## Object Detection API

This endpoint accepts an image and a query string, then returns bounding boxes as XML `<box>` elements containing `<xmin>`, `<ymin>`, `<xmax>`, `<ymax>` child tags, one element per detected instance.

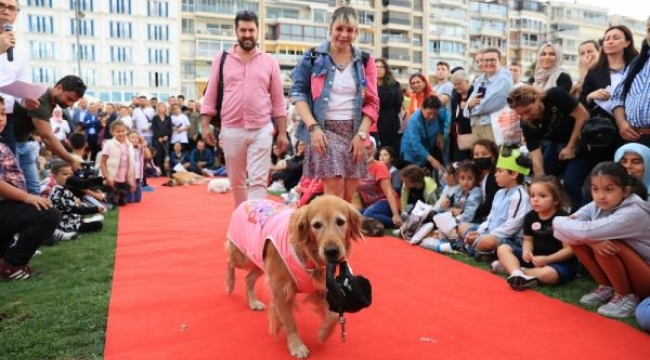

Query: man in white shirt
<box><xmin>131</xmin><ymin>95</ymin><xmax>155</xmax><ymax>145</ymax></box>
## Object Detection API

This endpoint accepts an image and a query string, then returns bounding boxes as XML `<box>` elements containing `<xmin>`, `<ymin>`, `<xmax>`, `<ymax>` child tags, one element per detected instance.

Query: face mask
<box><xmin>473</xmin><ymin>157</ymin><xmax>493</xmax><ymax>171</ymax></box>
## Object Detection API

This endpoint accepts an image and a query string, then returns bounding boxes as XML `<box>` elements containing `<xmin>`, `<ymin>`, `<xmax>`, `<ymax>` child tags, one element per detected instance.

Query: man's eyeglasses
<box><xmin>0</xmin><ymin>3</ymin><xmax>19</xmax><ymax>14</ymax></box>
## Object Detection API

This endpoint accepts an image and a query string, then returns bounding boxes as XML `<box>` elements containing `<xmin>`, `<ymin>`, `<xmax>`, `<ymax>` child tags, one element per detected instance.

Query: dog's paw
<box><xmin>289</xmin><ymin>342</ymin><xmax>310</xmax><ymax>359</ymax></box>
<box><xmin>248</xmin><ymin>300</ymin><xmax>266</xmax><ymax>311</ymax></box>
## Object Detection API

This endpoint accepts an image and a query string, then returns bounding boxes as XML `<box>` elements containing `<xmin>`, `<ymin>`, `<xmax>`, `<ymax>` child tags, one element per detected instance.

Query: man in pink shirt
<box><xmin>201</xmin><ymin>10</ymin><xmax>288</xmax><ymax>207</ymax></box>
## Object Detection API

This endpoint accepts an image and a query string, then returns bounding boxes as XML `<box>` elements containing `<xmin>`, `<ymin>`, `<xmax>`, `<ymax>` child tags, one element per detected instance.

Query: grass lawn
<box><xmin>0</xmin><ymin>210</ymin><xmax>117</xmax><ymax>360</ymax></box>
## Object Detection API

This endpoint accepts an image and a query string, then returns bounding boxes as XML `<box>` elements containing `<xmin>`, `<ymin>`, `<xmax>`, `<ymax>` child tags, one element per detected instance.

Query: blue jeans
<box><xmin>127</xmin><ymin>179</ymin><xmax>143</xmax><ymax>203</ymax></box>
<box><xmin>362</xmin><ymin>199</ymin><xmax>396</xmax><ymax>228</ymax></box>
<box><xmin>16</xmin><ymin>141</ymin><xmax>40</xmax><ymax>195</ymax></box>
<box><xmin>637</xmin><ymin>297</ymin><xmax>650</xmax><ymax>332</ymax></box>
<box><xmin>541</xmin><ymin>141</ymin><xmax>591</xmax><ymax>209</ymax></box>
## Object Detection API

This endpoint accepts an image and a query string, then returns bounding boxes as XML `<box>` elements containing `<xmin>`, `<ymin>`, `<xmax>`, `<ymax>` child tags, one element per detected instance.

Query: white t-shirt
<box><xmin>170</xmin><ymin>114</ymin><xmax>190</xmax><ymax>144</ymax></box>
<box><xmin>50</xmin><ymin>119</ymin><xmax>71</xmax><ymax>141</ymax></box>
<box><xmin>324</xmin><ymin>67</ymin><xmax>356</xmax><ymax>121</ymax></box>
<box><xmin>119</xmin><ymin>115</ymin><xmax>134</xmax><ymax>130</ymax></box>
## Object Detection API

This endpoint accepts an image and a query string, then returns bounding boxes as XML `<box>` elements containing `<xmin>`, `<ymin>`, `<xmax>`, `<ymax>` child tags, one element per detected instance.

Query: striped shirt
<box><xmin>612</xmin><ymin>52</ymin><xmax>650</xmax><ymax>128</ymax></box>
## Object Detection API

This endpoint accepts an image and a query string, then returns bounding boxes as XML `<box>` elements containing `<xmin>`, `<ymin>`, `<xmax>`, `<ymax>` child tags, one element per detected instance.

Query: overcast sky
<box><xmin>553</xmin><ymin>0</ymin><xmax>650</xmax><ymax>20</ymax></box>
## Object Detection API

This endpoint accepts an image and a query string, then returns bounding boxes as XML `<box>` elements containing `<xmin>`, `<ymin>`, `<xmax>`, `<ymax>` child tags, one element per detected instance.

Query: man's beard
<box><xmin>238</xmin><ymin>38</ymin><xmax>257</xmax><ymax>51</ymax></box>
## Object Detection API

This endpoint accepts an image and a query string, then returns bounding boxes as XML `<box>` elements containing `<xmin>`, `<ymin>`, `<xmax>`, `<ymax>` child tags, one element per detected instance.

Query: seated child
<box><xmin>67</xmin><ymin>132</ymin><xmax>110</xmax><ymax>208</ymax></box>
<box><xmin>494</xmin><ymin>175</ymin><xmax>577</xmax><ymax>291</ymax></box>
<box><xmin>462</xmin><ymin>146</ymin><xmax>531</xmax><ymax>261</ymax></box>
<box><xmin>553</xmin><ymin>162</ymin><xmax>650</xmax><ymax>319</ymax></box>
<box><xmin>49</xmin><ymin>160</ymin><xmax>105</xmax><ymax>239</ymax></box>
<box><xmin>418</xmin><ymin>160</ymin><xmax>482</xmax><ymax>247</ymax></box>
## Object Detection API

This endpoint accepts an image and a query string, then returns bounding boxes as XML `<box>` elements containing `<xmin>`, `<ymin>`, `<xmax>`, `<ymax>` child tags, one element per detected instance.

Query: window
<box><xmin>148</xmin><ymin>48</ymin><xmax>170</xmax><ymax>64</ymax></box>
<box><xmin>70</xmin><ymin>18</ymin><xmax>95</xmax><ymax>36</ymax></box>
<box><xmin>71</xmin><ymin>43</ymin><xmax>95</xmax><ymax>61</ymax></box>
<box><xmin>111</xmin><ymin>70</ymin><xmax>134</xmax><ymax>86</ymax></box>
<box><xmin>182</xmin><ymin>0</ymin><xmax>194</xmax><ymax>12</ymax></box>
<box><xmin>31</xmin><ymin>67</ymin><xmax>57</xmax><ymax>85</ymax></box>
<box><xmin>148</xmin><ymin>24</ymin><xmax>169</xmax><ymax>41</ymax></box>
<box><xmin>109</xmin><ymin>21</ymin><xmax>133</xmax><ymax>39</ymax></box>
<box><xmin>149</xmin><ymin>71</ymin><xmax>170</xmax><ymax>87</ymax></box>
<box><xmin>70</xmin><ymin>0</ymin><xmax>94</xmax><ymax>11</ymax></box>
<box><xmin>80</xmin><ymin>68</ymin><xmax>97</xmax><ymax>86</ymax></box>
<box><xmin>29</xmin><ymin>41</ymin><xmax>55</xmax><ymax>59</ymax></box>
<box><xmin>27</xmin><ymin>0</ymin><xmax>53</xmax><ymax>7</ymax></box>
<box><xmin>110</xmin><ymin>46</ymin><xmax>132</xmax><ymax>62</ymax></box>
<box><xmin>182</xmin><ymin>19</ymin><xmax>194</xmax><ymax>34</ymax></box>
<box><xmin>147</xmin><ymin>0</ymin><xmax>169</xmax><ymax>17</ymax></box>
<box><xmin>109</xmin><ymin>0</ymin><xmax>131</xmax><ymax>14</ymax></box>
<box><xmin>27</xmin><ymin>15</ymin><xmax>54</xmax><ymax>34</ymax></box>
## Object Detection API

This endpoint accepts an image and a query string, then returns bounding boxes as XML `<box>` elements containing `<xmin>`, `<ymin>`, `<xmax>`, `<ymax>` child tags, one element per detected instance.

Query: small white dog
<box><xmin>207</xmin><ymin>178</ymin><xmax>231</xmax><ymax>193</ymax></box>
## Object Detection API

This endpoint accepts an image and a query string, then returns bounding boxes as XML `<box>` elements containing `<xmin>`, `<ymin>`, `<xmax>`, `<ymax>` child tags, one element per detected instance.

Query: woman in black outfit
<box><xmin>375</xmin><ymin>58</ymin><xmax>403</xmax><ymax>158</ymax></box>
<box><xmin>151</xmin><ymin>103</ymin><xmax>173</xmax><ymax>176</ymax></box>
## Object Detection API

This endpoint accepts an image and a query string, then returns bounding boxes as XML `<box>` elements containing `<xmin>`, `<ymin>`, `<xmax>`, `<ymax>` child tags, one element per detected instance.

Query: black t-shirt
<box><xmin>523</xmin><ymin>210</ymin><xmax>568</xmax><ymax>256</ymax></box>
<box><xmin>13</xmin><ymin>89</ymin><xmax>63</xmax><ymax>142</ymax></box>
<box><xmin>522</xmin><ymin>87</ymin><xmax>579</xmax><ymax>152</ymax></box>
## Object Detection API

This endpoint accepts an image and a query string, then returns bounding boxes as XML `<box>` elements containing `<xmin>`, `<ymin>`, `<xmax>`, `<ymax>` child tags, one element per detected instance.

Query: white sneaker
<box><xmin>391</xmin><ymin>229</ymin><xmax>402</xmax><ymax>238</ymax></box>
<box><xmin>410</xmin><ymin>223</ymin><xmax>434</xmax><ymax>245</ymax></box>
<box><xmin>597</xmin><ymin>293</ymin><xmax>639</xmax><ymax>318</ymax></box>
<box><xmin>53</xmin><ymin>229</ymin><xmax>77</xmax><ymax>241</ymax></box>
<box><xmin>490</xmin><ymin>260</ymin><xmax>506</xmax><ymax>274</ymax></box>
<box><xmin>268</xmin><ymin>181</ymin><xmax>287</xmax><ymax>193</ymax></box>
<box><xmin>83</xmin><ymin>214</ymin><xmax>104</xmax><ymax>223</ymax></box>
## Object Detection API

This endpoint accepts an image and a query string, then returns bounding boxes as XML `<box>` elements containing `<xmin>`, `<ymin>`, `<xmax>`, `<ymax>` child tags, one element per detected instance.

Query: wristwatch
<box><xmin>356</xmin><ymin>131</ymin><xmax>368</xmax><ymax>140</ymax></box>
<box><xmin>308</xmin><ymin>123</ymin><xmax>321</xmax><ymax>133</ymax></box>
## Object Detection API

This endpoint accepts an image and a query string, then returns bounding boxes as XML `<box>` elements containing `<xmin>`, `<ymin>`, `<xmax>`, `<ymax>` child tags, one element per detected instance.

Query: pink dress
<box><xmin>228</xmin><ymin>199</ymin><xmax>316</xmax><ymax>293</ymax></box>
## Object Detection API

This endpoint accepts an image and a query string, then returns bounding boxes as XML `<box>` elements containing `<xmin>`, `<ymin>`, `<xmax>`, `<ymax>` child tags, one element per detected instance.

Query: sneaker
<box><xmin>410</xmin><ymin>223</ymin><xmax>434</xmax><ymax>245</ymax></box>
<box><xmin>507</xmin><ymin>274</ymin><xmax>538</xmax><ymax>291</ymax></box>
<box><xmin>83</xmin><ymin>214</ymin><xmax>104</xmax><ymax>223</ymax></box>
<box><xmin>143</xmin><ymin>185</ymin><xmax>155</xmax><ymax>192</ymax></box>
<box><xmin>580</xmin><ymin>285</ymin><xmax>615</xmax><ymax>306</ymax></box>
<box><xmin>0</xmin><ymin>258</ymin><xmax>34</xmax><ymax>281</ymax></box>
<box><xmin>597</xmin><ymin>293</ymin><xmax>639</xmax><ymax>318</ymax></box>
<box><xmin>31</xmin><ymin>250</ymin><xmax>42</xmax><ymax>258</ymax></box>
<box><xmin>391</xmin><ymin>229</ymin><xmax>402</xmax><ymax>238</ymax></box>
<box><xmin>473</xmin><ymin>251</ymin><xmax>497</xmax><ymax>263</ymax></box>
<box><xmin>490</xmin><ymin>260</ymin><xmax>506</xmax><ymax>275</ymax></box>
<box><xmin>52</xmin><ymin>229</ymin><xmax>78</xmax><ymax>242</ymax></box>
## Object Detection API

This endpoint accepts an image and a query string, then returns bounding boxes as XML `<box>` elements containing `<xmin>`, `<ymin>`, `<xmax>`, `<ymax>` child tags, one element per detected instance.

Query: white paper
<box><xmin>0</xmin><ymin>80</ymin><xmax>46</xmax><ymax>100</ymax></box>
<box><xmin>594</xmin><ymin>85</ymin><xmax>613</xmax><ymax>116</ymax></box>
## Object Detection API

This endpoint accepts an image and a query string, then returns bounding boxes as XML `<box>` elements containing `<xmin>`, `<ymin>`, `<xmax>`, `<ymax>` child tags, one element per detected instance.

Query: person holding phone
<box><xmin>464</xmin><ymin>48</ymin><xmax>512</xmax><ymax>143</ymax></box>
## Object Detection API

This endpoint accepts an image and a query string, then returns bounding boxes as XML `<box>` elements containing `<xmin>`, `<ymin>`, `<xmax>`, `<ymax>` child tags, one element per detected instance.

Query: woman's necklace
<box><xmin>332</xmin><ymin>50</ymin><xmax>350</xmax><ymax>71</ymax></box>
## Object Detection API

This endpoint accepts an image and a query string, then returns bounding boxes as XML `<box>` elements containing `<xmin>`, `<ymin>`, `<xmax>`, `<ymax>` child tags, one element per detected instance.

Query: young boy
<box><xmin>463</xmin><ymin>147</ymin><xmax>531</xmax><ymax>262</ymax></box>
<box><xmin>0</xmin><ymin>96</ymin><xmax>60</xmax><ymax>280</ymax></box>
<box><xmin>49</xmin><ymin>160</ymin><xmax>105</xmax><ymax>238</ymax></box>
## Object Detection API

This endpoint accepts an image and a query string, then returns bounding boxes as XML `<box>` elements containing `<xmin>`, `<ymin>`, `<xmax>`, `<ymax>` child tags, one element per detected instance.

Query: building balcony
<box><xmin>470</xmin><ymin>27</ymin><xmax>506</xmax><ymax>38</ymax></box>
<box><xmin>271</xmin><ymin>53</ymin><xmax>303</xmax><ymax>67</ymax></box>
<box><xmin>195</xmin><ymin>28</ymin><xmax>234</xmax><ymax>37</ymax></box>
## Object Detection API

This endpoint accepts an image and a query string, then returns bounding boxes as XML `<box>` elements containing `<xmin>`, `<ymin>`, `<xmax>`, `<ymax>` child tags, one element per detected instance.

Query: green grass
<box><xmin>0</xmin><ymin>210</ymin><xmax>117</xmax><ymax>360</ymax></box>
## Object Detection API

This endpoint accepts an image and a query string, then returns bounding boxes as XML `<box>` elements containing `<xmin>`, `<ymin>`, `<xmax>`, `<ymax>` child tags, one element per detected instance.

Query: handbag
<box><xmin>580</xmin><ymin>116</ymin><xmax>618</xmax><ymax>150</ymax></box>
<box><xmin>457</xmin><ymin>132</ymin><xmax>476</xmax><ymax>150</ymax></box>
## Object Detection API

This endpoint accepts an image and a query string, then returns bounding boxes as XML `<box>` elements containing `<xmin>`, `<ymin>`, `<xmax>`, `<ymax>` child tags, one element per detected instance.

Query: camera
<box><xmin>66</xmin><ymin>161</ymin><xmax>104</xmax><ymax>194</ymax></box>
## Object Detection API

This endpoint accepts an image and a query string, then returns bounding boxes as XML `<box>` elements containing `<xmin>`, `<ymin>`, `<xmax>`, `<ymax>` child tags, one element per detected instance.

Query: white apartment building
<box><xmin>17</xmin><ymin>0</ymin><xmax>647</xmax><ymax>103</ymax></box>
<box><xmin>15</xmin><ymin>0</ymin><xmax>180</xmax><ymax>104</ymax></box>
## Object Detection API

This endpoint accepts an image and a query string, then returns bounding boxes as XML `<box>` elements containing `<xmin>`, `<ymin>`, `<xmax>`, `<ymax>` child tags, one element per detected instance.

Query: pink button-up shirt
<box><xmin>201</xmin><ymin>46</ymin><xmax>287</xmax><ymax>130</ymax></box>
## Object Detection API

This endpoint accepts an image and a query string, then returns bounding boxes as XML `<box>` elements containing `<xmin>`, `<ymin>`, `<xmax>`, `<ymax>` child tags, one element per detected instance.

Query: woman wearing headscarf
<box><xmin>532</xmin><ymin>42</ymin><xmax>572</xmax><ymax>93</ymax></box>
<box><xmin>614</xmin><ymin>143</ymin><xmax>650</xmax><ymax>196</ymax></box>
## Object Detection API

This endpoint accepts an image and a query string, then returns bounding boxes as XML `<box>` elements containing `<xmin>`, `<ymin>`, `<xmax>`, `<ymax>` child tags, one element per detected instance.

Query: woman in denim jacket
<box><xmin>290</xmin><ymin>6</ymin><xmax>379</xmax><ymax>202</ymax></box>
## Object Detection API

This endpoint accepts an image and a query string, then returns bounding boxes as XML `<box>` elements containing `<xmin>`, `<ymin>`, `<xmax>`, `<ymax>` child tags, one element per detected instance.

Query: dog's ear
<box><xmin>346</xmin><ymin>202</ymin><xmax>364</xmax><ymax>242</ymax></box>
<box><xmin>289</xmin><ymin>205</ymin><xmax>311</xmax><ymax>244</ymax></box>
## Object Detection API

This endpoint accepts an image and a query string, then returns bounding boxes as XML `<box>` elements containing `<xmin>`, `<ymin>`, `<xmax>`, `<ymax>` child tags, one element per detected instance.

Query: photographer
<box><xmin>48</xmin><ymin>160</ymin><xmax>105</xmax><ymax>238</ymax></box>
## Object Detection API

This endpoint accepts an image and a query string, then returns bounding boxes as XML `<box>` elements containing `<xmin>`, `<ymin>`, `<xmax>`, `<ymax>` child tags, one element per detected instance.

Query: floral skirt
<box><xmin>303</xmin><ymin>120</ymin><xmax>368</xmax><ymax>180</ymax></box>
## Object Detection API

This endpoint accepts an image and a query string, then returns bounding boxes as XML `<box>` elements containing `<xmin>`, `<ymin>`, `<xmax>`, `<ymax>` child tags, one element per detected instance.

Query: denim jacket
<box><xmin>290</xmin><ymin>41</ymin><xmax>379</xmax><ymax>145</ymax></box>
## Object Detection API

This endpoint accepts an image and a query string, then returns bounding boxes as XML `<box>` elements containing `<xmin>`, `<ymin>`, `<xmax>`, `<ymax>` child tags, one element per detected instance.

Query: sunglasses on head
<box><xmin>506</xmin><ymin>93</ymin><xmax>535</xmax><ymax>107</ymax></box>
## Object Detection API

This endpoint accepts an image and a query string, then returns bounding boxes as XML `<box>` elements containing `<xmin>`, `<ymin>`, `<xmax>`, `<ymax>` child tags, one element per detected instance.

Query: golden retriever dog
<box><xmin>226</xmin><ymin>195</ymin><xmax>363</xmax><ymax>358</ymax></box>
<box><xmin>171</xmin><ymin>171</ymin><xmax>207</xmax><ymax>185</ymax></box>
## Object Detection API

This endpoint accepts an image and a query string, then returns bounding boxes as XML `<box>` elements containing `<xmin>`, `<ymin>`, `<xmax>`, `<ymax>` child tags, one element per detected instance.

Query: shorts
<box><xmin>507</xmin><ymin>243</ymin><xmax>577</xmax><ymax>284</ymax></box>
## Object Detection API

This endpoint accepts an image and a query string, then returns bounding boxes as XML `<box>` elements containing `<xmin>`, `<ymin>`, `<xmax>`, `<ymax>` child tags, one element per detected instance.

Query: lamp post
<box><xmin>74</xmin><ymin>1</ymin><xmax>85</xmax><ymax>77</ymax></box>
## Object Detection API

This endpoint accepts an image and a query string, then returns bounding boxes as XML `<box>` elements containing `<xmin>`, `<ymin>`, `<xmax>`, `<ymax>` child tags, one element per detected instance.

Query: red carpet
<box><xmin>104</xmin><ymin>179</ymin><xmax>650</xmax><ymax>360</ymax></box>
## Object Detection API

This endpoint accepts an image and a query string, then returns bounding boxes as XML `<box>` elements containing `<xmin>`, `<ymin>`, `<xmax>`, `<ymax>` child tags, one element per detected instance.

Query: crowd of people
<box><xmin>1</xmin><ymin>2</ymin><xmax>649</xmax><ymax>332</ymax></box>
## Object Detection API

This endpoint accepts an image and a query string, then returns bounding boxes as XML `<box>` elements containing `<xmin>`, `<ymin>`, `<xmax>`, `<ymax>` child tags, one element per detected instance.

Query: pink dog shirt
<box><xmin>228</xmin><ymin>199</ymin><xmax>316</xmax><ymax>293</ymax></box>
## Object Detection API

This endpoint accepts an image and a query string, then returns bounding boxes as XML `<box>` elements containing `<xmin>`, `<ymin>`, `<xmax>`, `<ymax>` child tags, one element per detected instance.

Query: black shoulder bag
<box><xmin>208</xmin><ymin>51</ymin><xmax>228</xmax><ymax>130</ymax></box>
